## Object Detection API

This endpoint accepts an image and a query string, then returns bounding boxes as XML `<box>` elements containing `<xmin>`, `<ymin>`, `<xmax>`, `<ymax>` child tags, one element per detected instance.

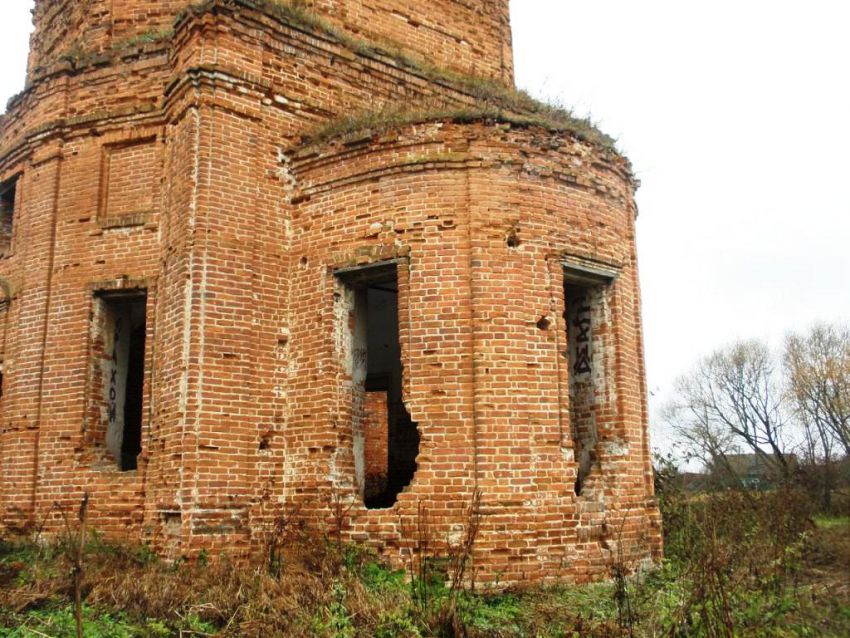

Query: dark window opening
<box><xmin>95</xmin><ymin>291</ymin><xmax>147</xmax><ymax>471</ymax></box>
<box><xmin>337</xmin><ymin>263</ymin><xmax>419</xmax><ymax>509</ymax></box>
<box><xmin>563</xmin><ymin>267</ymin><xmax>612</xmax><ymax>496</ymax></box>
<box><xmin>0</xmin><ymin>177</ymin><xmax>17</xmax><ymax>255</ymax></box>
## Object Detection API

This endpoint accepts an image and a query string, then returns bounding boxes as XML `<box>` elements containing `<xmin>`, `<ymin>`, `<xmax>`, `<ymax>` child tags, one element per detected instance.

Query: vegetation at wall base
<box><xmin>2</xmin><ymin>488</ymin><xmax>849</xmax><ymax>637</ymax></box>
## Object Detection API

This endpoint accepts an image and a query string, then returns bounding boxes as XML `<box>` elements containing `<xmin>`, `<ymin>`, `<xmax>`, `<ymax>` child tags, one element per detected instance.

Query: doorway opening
<box><xmin>337</xmin><ymin>263</ymin><xmax>419</xmax><ymax>509</ymax></box>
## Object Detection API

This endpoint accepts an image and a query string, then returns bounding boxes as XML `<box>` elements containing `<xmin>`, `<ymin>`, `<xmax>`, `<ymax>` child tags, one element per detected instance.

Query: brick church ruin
<box><xmin>0</xmin><ymin>0</ymin><xmax>661</xmax><ymax>583</ymax></box>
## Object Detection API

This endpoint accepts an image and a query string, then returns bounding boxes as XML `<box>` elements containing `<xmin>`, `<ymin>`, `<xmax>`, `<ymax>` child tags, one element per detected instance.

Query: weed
<box><xmin>0</xmin><ymin>604</ymin><xmax>146</xmax><ymax>638</ymax></box>
<box><xmin>117</xmin><ymin>28</ymin><xmax>174</xmax><ymax>50</ymax></box>
<box><xmin>176</xmin><ymin>0</ymin><xmax>618</xmax><ymax>152</ymax></box>
<box><xmin>814</xmin><ymin>515</ymin><xmax>850</xmax><ymax>529</ymax></box>
<box><xmin>374</xmin><ymin>609</ymin><xmax>422</xmax><ymax>638</ymax></box>
<box><xmin>305</xmin><ymin>102</ymin><xmax>615</xmax><ymax>154</ymax></box>
<box><xmin>2</xmin><ymin>488</ymin><xmax>848</xmax><ymax>636</ymax></box>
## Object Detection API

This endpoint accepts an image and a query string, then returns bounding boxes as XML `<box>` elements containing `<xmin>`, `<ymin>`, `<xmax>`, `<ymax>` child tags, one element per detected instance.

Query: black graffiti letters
<box><xmin>572</xmin><ymin>300</ymin><xmax>592</xmax><ymax>375</ymax></box>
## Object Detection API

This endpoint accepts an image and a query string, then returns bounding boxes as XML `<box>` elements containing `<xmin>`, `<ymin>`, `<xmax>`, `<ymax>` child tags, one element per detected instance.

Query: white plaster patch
<box><xmin>277</xmin><ymin>148</ymin><xmax>298</xmax><ymax>204</ymax></box>
<box><xmin>602</xmin><ymin>440</ymin><xmax>630</xmax><ymax>457</ymax></box>
<box><xmin>447</xmin><ymin>524</ymin><xmax>465</xmax><ymax>545</ymax></box>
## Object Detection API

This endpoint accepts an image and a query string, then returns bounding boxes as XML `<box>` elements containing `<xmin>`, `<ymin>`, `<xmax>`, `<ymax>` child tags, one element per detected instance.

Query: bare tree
<box><xmin>661</xmin><ymin>400</ymin><xmax>739</xmax><ymax>481</ymax></box>
<box><xmin>785</xmin><ymin>323</ymin><xmax>850</xmax><ymax>456</ymax></box>
<box><xmin>784</xmin><ymin>323</ymin><xmax>850</xmax><ymax>510</ymax></box>
<box><xmin>664</xmin><ymin>340</ymin><xmax>793</xmax><ymax>483</ymax></box>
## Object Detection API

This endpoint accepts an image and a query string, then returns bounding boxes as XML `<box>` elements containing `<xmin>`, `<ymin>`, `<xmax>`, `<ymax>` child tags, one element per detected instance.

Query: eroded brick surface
<box><xmin>0</xmin><ymin>0</ymin><xmax>661</xmax><ymax>584</ymax></box>
<box><xmin>27</xmin><ymin>0</ymin><xmax>512</xmax><ymax>82</ymax></box>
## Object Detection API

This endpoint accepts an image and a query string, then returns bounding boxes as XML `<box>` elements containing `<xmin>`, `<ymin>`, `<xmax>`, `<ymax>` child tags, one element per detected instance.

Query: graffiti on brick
<box><xmin>572</xmin><ymin>298</ymin><xmax>592</xmax><ymax>375</ymax></box>
<box><xmin>109</xmin><ymin>318</ymin><xmax>121</xmax><ymax>424</ymax></box>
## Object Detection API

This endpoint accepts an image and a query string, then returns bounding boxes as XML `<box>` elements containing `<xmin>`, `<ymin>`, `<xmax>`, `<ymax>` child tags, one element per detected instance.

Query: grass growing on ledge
<box><xmin>182</xmin><ymin>0</ymin><xmax>617</xmax><ymax>152</ymax></box>
<box><xmin>56</xmin><ymin>28</ymin><xmax>174</xmax><ymax>71</ymax></box>
<box><xmin>42</xmin><ymin>1</ymin><xmax>613</xmax><ymax>151</ymax></box>
<box><xmin>303</xmin><ymin>101</ymin><xmax>616</xmax><ymax>152</ymax></box>
<box><xmin>117</xmin><ymin>28</ymin><xmax>175</xmax><ymax>51</ymax></box>
<box><xmin>264</xmin><ymin>0</ymin><xmax>617</xmax><ymax>151</ymax></box>
<box><xmin>181</xmin><ymin>0</ymin><xmax>390</xmax><ymax>54</ymax></box>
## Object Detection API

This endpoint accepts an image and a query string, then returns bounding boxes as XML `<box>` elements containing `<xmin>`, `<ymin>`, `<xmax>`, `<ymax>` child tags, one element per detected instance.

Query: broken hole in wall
<box><xmin>337</xmin><ymin>262</ymin><xmax>419</xmax><ymax>509</ymax></box>
<box><xmin>91</xmin><ymin>290</ymin><xmax>147</xmax><ymax>471</ymax></box>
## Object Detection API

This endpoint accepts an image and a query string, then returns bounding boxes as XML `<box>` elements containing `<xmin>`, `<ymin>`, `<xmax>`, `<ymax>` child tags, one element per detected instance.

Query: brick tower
<box><xmin>0</xmin><ymin>0</ymin><xmax>661</xmax><ymax>583</ymax></box>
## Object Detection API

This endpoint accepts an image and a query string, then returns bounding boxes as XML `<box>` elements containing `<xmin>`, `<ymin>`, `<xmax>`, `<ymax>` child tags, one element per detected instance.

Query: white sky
<box><xmin>1</xmin><ymin>1</ymin><xmax>848</xmax><ymax>453</ymax></box>
<box><xmin>511</xmin><ymin>0</ymin><xmax>850</xmax><ymax>452</ymax></box>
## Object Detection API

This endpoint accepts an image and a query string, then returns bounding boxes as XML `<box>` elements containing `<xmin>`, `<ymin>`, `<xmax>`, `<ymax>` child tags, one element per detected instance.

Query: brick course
<box><xmin>0</xmin><ymin>0</ymin><xmax>661</xmax><ymax>584</ymax></box>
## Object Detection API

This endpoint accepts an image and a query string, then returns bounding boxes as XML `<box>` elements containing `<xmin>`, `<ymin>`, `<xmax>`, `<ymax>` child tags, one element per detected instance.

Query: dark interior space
<box><xmin>121</xmin><ymin>320</ymin><xmax>146</xmax><ymax>471</ymax></box>
<box><xmin>564</xmin><ymin>281</ymin><xmax>596</xmax><ymax>495</ymax></box>
<box><xmin>338</xmin><ymin>263</ymin><xmax>420</xmax><ymax>509</ymax></box>
<box><xmin>0</xmin><ymin>177</ymin><xmax>17</xmax><ymax>254</ymax></box>
<box><xmin>99</xmin><ymin>292</ymin><xmax>147</xmax><ymax>471</ymax></box>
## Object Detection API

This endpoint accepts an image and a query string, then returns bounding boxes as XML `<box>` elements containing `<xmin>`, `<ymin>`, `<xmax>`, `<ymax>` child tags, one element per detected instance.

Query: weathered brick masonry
<box><xmin>0</xmin><ymin>0</ymin><xmax>661</xmax><ymax>583</ymax></box>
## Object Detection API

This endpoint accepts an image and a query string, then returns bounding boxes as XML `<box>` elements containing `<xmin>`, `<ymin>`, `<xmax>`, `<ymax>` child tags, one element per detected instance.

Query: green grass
<box><xmin>0</xmin><ymin>604</ymin><xmax>182</xmax><ymax>638</ymax></box>
<box><xmin>814</xmin><ymin>515</ymin><xmax>850</xmax><ymax>529</ymax></box>
<box><xmin>3</xmin><ymin>528</ymin><xmax>849</xmax><ymax>637</ymax></box>
<box><xmin>0</xmin><ymin>531</ymin><xmax>627</xmax><ymax>637</ymax></box>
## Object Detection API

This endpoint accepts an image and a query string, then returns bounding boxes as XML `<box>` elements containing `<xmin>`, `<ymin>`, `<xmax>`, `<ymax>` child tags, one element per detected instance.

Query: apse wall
<box><xmin>288</xmin><ymin>120</ymin><xmax>661</xmax><ymax>581</ymax></box>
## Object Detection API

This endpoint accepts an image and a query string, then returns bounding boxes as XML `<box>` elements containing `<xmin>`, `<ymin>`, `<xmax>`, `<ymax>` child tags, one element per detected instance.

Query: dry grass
<box><xmin>180</xmin><ymin>0</ymin><xmax>617</xmax><ymax>152</ymax></box>
<box><xmin>1</xmin><ymin>527</ymin><xmax>408</xmax><ymax>637</ymax></box>
<box><xmin>0</xmin><ymin>493</ymin><xmax>631</xmax><ymax>637</ymax></box>
<box><xmin>46</xmin><ymin>0</ymin><xmax>615</xmax><ymax>153</ymax></box>
<box><xmin>2</xmin><ymin>503</ymin><xmax>848</xmax><ymax>637</ymax></box>
<box><xmin>302</xmin><ymin>100</ymin><xmax>616</xmax><ymax>153</ymax></box>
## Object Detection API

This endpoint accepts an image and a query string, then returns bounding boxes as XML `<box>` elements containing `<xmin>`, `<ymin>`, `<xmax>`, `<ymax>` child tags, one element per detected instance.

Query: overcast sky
<box><xmin>511</xmin><ymin>0</ymin><xmax>850</xmax><ymax>451</ymax></box>
<box><xmin>1</xmin><ymin>1</ymin><xmax>848</xmax><ymax>453</ymax></box>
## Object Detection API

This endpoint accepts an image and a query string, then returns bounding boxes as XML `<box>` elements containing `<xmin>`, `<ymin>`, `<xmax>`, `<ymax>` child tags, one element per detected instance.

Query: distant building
<box><xmin>718</xmin><ymin>454</ymin><xmax>797</xmax><ymax>489</ymax></box>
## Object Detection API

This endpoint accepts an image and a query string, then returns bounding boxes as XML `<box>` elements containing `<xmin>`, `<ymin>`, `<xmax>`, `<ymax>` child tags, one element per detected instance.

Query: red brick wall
<box><xmin>288</xmin><ymin>122</ymin><xmax>661</xmax><ymax>581</ymax></box>
<box><xmin>99</xmin><ymin>139</ymin><xmax>160</xmax><ymax>227</ymax></box>
<box><xmin>0</xmin><ymin>0</ymin><xmax>660</xmax><ymax>583</ymax></box>
<box><xmin>27</xmin><ymin>0</ymin><xmax>512</xmax><ymax>83</ymax></box>
<box><xmin>299</xmin><ymin>0</ymin><xmax>513</xmax><ymax>81</ymax></box>
<box><xmin>363</xmin><ymin>391</ymin><xmax>390</xmax><ymax>498</ymax></box>
<box><xmin>27</xmin><ymin>0</ymin><xmax>186</xmax><ymax>76</ymax></box>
